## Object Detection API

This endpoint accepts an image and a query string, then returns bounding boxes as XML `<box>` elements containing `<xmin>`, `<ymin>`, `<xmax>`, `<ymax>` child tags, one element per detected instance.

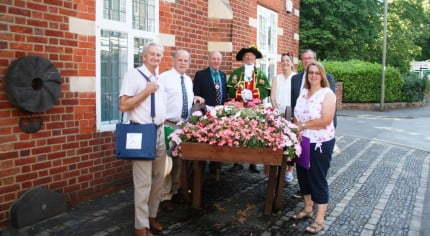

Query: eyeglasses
<box><xmin>308</xmin><ymin>71</ymin><xmax>321</xmax><ymax>75</ymax></box>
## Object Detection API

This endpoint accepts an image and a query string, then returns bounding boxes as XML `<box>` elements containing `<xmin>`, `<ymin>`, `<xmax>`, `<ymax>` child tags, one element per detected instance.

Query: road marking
<box><xmin>408</xmin><ymin>153</ymin><xmax>430</xmax><ymax>235</ymax></box>
<box><xmin>360</xmin><ymin>149</ymin><xmax>412</xmax><ymax>235</ymax></box>
<box><xmin>328</xmin><ymin>139</ymin><xmax>373</xmax><ymax>185</ymax></box>
<box><xmin>332</xmin><ymin>136</ymin><xmax>360</xmax><ymax>158</ymax></box>
<box><xmin>325</xmin><ymin>144</ymin><xmax>393</xmax><ymax>231</ymax></box>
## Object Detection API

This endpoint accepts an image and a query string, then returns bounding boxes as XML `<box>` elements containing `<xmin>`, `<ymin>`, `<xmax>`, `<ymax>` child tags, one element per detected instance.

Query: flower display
<box><xmin>169</xmin><ymin>99</ymin><xmax>302</xmax><ymax>160</ymax></box>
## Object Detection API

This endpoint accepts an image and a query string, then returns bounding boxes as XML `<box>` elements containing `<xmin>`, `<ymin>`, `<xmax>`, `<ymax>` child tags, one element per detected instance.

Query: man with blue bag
<box><xmin>119</xmin><ymin>42</ymin><xmax>166</xmax><ymax>236</ymax></box>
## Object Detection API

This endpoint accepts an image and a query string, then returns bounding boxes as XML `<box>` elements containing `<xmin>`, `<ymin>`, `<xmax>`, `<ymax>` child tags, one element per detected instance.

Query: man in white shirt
<box><xmin>119</xmin><ymin>41</ymin><xmax>166</xmax><ymax>236</ymax></box>
<box><xmin>158</xmin><ymin>49</ymin><xmax>204</xmax><ymax>211</ymax></box>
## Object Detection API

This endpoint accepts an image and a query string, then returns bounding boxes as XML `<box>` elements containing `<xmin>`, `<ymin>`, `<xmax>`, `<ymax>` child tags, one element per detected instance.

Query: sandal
<box><xmin>306</xmin><ymin>222</ymin><xmax>325</xmax><ymax>234</ymax></box>
<box><xmin>291</xmin><ymin>210</ymin><xmax>313</xmax><ymax>220</ymax></box>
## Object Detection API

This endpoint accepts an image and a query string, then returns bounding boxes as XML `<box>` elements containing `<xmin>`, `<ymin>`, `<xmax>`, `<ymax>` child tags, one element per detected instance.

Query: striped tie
<box><xmin>180</xmin><ymin>75</ymin><xmax>188</xmax><ymax>119</ymax></box>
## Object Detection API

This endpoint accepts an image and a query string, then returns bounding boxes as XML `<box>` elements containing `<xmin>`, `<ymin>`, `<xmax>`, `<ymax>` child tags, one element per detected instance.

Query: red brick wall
<box><xmin>0</xmin><ymin>0</ymin><xmax>300</xmax><ymax>228</ymax></box>
<box><xmin>0</xmin><ymin>0</ymin><xmax>129</xmax><ymax>228</ymax></box>
<box><xmin>159</xmin><ymin>0</ymin><xmax>300</xmax><ymax>76</ymax></box>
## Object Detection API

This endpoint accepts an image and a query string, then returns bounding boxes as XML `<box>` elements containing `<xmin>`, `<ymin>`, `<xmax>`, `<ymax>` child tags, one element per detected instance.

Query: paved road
<box><xmin>337</xmin><ymin>104</ymin><xmax>430</xmax><ymax>152</ymax></box>
<box><xmin>2</xmin><ymin>102</ymin><xmax>429</xmax><ymax>236</ymax></box>
<box><xmin>336</xmin><ymin>102</ymin><xmax>430</xmax><ymax>236</ymax></box>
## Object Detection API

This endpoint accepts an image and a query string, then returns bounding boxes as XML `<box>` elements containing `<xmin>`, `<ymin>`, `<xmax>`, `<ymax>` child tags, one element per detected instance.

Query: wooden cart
<box><xmin>180</xmin><ymin>142</ymin><xmax>288</xmax><ymax>215</ymax></box>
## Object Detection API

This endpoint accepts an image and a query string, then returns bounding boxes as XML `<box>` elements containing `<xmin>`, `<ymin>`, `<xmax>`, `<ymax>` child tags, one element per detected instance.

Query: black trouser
<box><xmin>296</xmin><ymin>138</ymin><xmax>335</xmax><ymax>204</ymax></box>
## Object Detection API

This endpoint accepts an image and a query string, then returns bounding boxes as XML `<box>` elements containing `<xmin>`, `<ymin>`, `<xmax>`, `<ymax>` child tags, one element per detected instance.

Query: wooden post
<box><xmin>192</xmin><ymin>160</ymin><xmax>203</xmax><ymax>208</ymax></box>
<box><xmin>274</xmin><ymin>158</ymin><xmax>288</xmax><ymax>210</ymax></box>
<box><xmin>264</xmin><ymin>165</ymin><xmax>277</xmax><ymax>215</ymax></box>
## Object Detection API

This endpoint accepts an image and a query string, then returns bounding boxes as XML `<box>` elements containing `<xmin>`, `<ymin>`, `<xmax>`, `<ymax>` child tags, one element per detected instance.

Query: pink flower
<box><xmin>169</xmin><ymin>104</ymin><xmax>300</xmax><ymax>160</ymax></box>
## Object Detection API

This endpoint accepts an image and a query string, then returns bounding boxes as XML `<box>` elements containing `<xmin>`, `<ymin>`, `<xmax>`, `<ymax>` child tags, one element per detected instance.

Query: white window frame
<box><xmin>95</xmin><ymin>0</ymin><xmax>160</xmax><ymax>131</ymax></box>
<box><xmin>257</xmin><ymin>5</ymin><xmax>278</xmax><ymax>83</ymax></box>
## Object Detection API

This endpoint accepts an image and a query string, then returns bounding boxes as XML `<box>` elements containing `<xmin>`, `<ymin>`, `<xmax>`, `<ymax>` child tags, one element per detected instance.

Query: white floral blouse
<box><xmin>294</xmin><ymin>87</ymin><xmax>336</xmax><ymax>147</ymax></box>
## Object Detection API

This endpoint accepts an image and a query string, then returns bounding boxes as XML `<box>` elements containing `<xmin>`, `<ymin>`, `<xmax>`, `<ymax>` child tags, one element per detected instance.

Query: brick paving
<box><xmin>2</xmin><ymin>134</ymin><xmax>429</xmax><ymax>236</ymax></box>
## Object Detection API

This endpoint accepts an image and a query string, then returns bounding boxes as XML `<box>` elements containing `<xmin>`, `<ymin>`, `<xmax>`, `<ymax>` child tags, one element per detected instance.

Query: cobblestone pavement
<box><xmin>2</xmin><ymin>134</ymin><xmax>429</xmax><ymax>236</ymax></box>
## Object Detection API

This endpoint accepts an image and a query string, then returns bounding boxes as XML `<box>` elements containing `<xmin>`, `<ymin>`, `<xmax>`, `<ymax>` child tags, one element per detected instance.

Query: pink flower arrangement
<box><xmin>169</xmin><ymin>100</ymin><xmax>302</xmax><ymax>160</ymax></box>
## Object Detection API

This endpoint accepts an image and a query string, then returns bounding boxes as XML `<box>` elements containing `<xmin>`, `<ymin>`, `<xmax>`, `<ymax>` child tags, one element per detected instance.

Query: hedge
<box><xmin>402</xmin><ymin>72</ymin><xmax>427</xmax><ymax>102</ymax></box>
<box><xmin>321</xmin><ymin>60</ymin><xmax>404</xmax><ymax>103</ymax></box>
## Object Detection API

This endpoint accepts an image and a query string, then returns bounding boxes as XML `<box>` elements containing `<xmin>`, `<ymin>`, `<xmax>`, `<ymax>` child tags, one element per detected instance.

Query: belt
<box><xmin>130</xmin><ymin>121</ymin><xmax>163</xmax><ymax>128</ymax></box>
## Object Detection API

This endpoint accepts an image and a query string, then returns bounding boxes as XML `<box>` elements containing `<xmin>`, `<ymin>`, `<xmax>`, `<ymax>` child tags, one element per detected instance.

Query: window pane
<box><xmin>133</xmin><ymin>37</ymin><xmax>151</xmax><ymax>68</ymax></box>
<box><xmin>259</xmin><ymin>15</ymin><xmax>267</xmax><ymax>51</ymax></box>
<box><xmin>269</xmin><ymin>15</ymin><xmax>277</xmax><ymax>53</ymax></box>
<box><xmin>268</xmin><ymin>58</ymin><xmax>276</xmax><ymax>80</ymax></box>
<box><xmin>100</xmin><ymin>30</ymin><xmax>128</xmax><ymax>124</ymax></box>
<box><xmin>104</xmin><ymin>0</ymin><xmax>126</xmax><ymax>21</ymax></box>
<box><xmin>133</xmin><ymin>0</ymin><xmax>156</xmax><ymax>32</ymax></box>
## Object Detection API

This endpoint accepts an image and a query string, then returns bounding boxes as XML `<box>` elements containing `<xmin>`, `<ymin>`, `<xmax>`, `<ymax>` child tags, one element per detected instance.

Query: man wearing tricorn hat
<box><xmin>227</xmin><ymin>45</ymin><xmax>271</xmax><ymax>173</ymax></box>
<box><xmin>227</xmin><ymin>46</ymin><xmax>271</xmax><ymax>102</ymax></box>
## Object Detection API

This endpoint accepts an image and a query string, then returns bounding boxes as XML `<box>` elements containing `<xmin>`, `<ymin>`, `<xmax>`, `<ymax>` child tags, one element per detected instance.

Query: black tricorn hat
<box><xmin>235</xmin><ymin>46</ymin><xmax>263</xmax><ymax>61</ymax></box>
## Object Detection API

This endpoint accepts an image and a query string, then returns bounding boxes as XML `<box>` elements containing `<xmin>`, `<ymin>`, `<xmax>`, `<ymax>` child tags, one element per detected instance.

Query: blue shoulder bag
<box><xmin>115</xmin><ymin>69</ymin><xmax>157</xmax><ymax>160</ymax></box>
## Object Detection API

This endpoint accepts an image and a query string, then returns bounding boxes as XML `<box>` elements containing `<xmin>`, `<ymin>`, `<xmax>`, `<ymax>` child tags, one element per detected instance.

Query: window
<box><xmin>257</xmin><ymin>5</ymin><xmax>278</xmax><ymax>82</ymax></box>
<box><xmin>96</xmin><ymin>0</ymin><xmax>159</xmax><ymax>131</ymax></box>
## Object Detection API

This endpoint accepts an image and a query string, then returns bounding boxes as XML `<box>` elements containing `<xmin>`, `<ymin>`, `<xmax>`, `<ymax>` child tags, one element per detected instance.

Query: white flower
<box><xmin>241</xmin><ymin>89</ymin><xmax>253</xmax><ymax>102</ymax></box>
<box><xmin>233</xmin><ymin>111</ymin><xmax>241</xmax><ymax>118</ymax></box>
<box><xmin>192</xmin><ymin>110</ymin><xmax>203</xmax><ymax>117</ymax></box>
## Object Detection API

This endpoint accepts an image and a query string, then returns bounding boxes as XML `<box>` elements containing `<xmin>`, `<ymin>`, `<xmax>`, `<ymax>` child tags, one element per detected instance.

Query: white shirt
<box><xmin>244</xmin><ymin>64</ymin><xmax>255</xmax><ymax>82</ymax></box>
<box><xmin>274</xmin><ymin>72</ymin><xmax>296</xmax><ymax>112</ymax></box>
<box><xmin>119</xmin><ymin>65</ymin><xmax>166</xmax><ymax>126</ymax></box>
<box><xmin>159</xmin><ymin>68</ymin><xmax>194</xmax><ymax>122</ymax></box>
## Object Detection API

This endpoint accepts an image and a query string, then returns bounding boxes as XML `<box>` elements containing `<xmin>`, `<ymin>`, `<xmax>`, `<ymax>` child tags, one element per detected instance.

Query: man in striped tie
<box><xmin>159</xmin><ymin>49</ymin><xmax>204</xmax><ymax>212</ymax></box>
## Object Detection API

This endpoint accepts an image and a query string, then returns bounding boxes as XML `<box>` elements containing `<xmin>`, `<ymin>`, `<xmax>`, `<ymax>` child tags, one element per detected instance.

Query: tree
<box><xmin>299</xmin><ymin>0</ymin><xmax>382</xmax><ymax>61</ymax></box>
<box><xmin>385</xmin><ymin>0</ymin><xmax>429</xmax><ymax>71</ymax></box>
<box><xmin>299</xmin><ymin>0</ymin><xmax>430</xmax><ymax>72</ymax></box>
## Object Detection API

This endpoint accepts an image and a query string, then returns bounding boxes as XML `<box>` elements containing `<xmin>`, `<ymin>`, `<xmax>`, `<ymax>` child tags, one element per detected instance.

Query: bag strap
<box><xmin>136</xmin><ymin>68</ymin><xmax>156</xmax><ymax>123</ymax></box>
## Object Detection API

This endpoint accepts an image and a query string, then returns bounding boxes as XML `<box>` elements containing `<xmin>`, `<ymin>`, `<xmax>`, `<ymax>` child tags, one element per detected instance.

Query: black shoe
<box><xmin>229</xmin><ymin>163</ymin><xmax>244</xmax><ymax>172</ymax></box>
<box><xmin>249</xmin><ymin>164</ymin><xmax>260</xmax><ymax>173</ymax></box>
<box><xmin>161</xmin><ymin>200</ymin><xmax>174</xmax><ymax>212</ymax></box>
<box><xmin>209</xmin><ymin>161</ymin><xmax>220</xmax><ymax>174</ymax></box>
<box><xmin>171</xmin><ymin>193</ymin><xmax>185</xmax><ymax>204</ymax></box>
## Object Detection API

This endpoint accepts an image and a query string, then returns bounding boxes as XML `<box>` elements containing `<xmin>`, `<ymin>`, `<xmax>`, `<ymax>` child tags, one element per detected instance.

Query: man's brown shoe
<box><xmin>149</xmin><ymin>217</ymin><xmax>163</xmax><ymax>232</ymax></box>
<box><xmin>135</xmin><ymin>228</ymin><xmax>153</xmax><ymax>236</ymax></box>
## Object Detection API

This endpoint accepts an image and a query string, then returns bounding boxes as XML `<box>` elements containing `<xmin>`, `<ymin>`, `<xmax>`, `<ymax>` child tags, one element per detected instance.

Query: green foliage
<box><xmin>401</xmin><ymin>72</ymin><xmax>427</xmax><ymax>101</ymax></box>
<box><xmin>299</xmin><ymin>0</ymin><xmax>430</xmax><ymax>72</ymax></box>
<box><xmin>299</xmin><ymin>0</ymin><xmax>382</xmax><ymax>61</ymax></box>
<box><xmin>390</xmin><ymin>0</ymin><xmax>430</xmax><ymax>62</ymax></box>
<box><xmin>384</xmin><ymin>0</ymin><xmax>426</xmax><ymax>72</ymax></box>
<box><xmin>321</xmin><ymin>60</ymin><xmax>403</xmax><ymax>103</ymax></box>
<box><xmin>426</xmin><ymin>76</ymin><xmax>430</xmax><ymax>94</ymax></box>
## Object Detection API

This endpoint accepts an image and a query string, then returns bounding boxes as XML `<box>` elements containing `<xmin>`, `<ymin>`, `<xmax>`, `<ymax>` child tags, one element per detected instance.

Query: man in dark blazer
<box><xmin>193</xmin><ymin>51</ymin><xmax>228</xmax><ymax>107</ymax></box>
<box><xmin>291</xmin><ymin>49</ymin><xmax>337</xmax><ymax>127</ymax></box>
<box><xmin>193</xmin><ymin>51</ymin><xmax>228</xmax><ymax>175</ymax></box>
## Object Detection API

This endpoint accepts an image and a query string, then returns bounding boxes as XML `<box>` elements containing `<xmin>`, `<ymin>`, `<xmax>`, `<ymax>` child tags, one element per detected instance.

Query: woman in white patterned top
<box><xmin>292</xmin><ymin>62</ymin><xmax>336</xmax><ymax>234</ymax></box>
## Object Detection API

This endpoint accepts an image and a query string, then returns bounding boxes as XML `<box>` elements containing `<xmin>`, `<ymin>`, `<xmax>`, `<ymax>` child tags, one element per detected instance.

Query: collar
<box><xmin>172</xmin><ymin>68</ymin><xmax>187</xmax><ymax>79</ymax></box>
<box><xmin>140</xmin><ymin>64</ymin><xmax>158</xmax><ymax>78</ymax></box>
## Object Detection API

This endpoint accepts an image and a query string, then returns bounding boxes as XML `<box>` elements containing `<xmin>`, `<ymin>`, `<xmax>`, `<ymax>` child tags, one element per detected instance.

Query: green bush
<box><xmin>401</xmin><ymin>72</ymin><xmax>427</xmax><ymax>101</ymax></box>
<box><xmin>321</xmin><ymin>60</ymin><xmax>404</xmax><ymax>103</ymax></box>
<box><xmin>426</xmin><ymin>75</ymin><xmax>430</xmax><ymax>95</ymax></box>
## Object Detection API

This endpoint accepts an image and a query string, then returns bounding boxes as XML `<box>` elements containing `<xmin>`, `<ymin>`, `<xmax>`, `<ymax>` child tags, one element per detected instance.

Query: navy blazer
<box><xmin>291</xmin><ymin>72</ymin><xmax>337</xmax><ymax>127</ymax></box>
<box><xmin>193</xmin><ymin>67</ymin><xmax>228</xmax><ymax>106</ymax></box>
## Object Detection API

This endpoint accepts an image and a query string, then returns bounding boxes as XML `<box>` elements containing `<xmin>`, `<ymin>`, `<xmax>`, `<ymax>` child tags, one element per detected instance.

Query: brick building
<box><xmin>0</xmin><ymin>0</ymin><xmax>300</xmax><ymax>228</ymax></box>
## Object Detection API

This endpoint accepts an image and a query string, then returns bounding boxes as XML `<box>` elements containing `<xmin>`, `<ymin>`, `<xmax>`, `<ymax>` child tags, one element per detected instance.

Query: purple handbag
<box><xmin>296</xmin><ymin>136</ymin><xmax>310</xmax><ymax>169</ymax></box>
